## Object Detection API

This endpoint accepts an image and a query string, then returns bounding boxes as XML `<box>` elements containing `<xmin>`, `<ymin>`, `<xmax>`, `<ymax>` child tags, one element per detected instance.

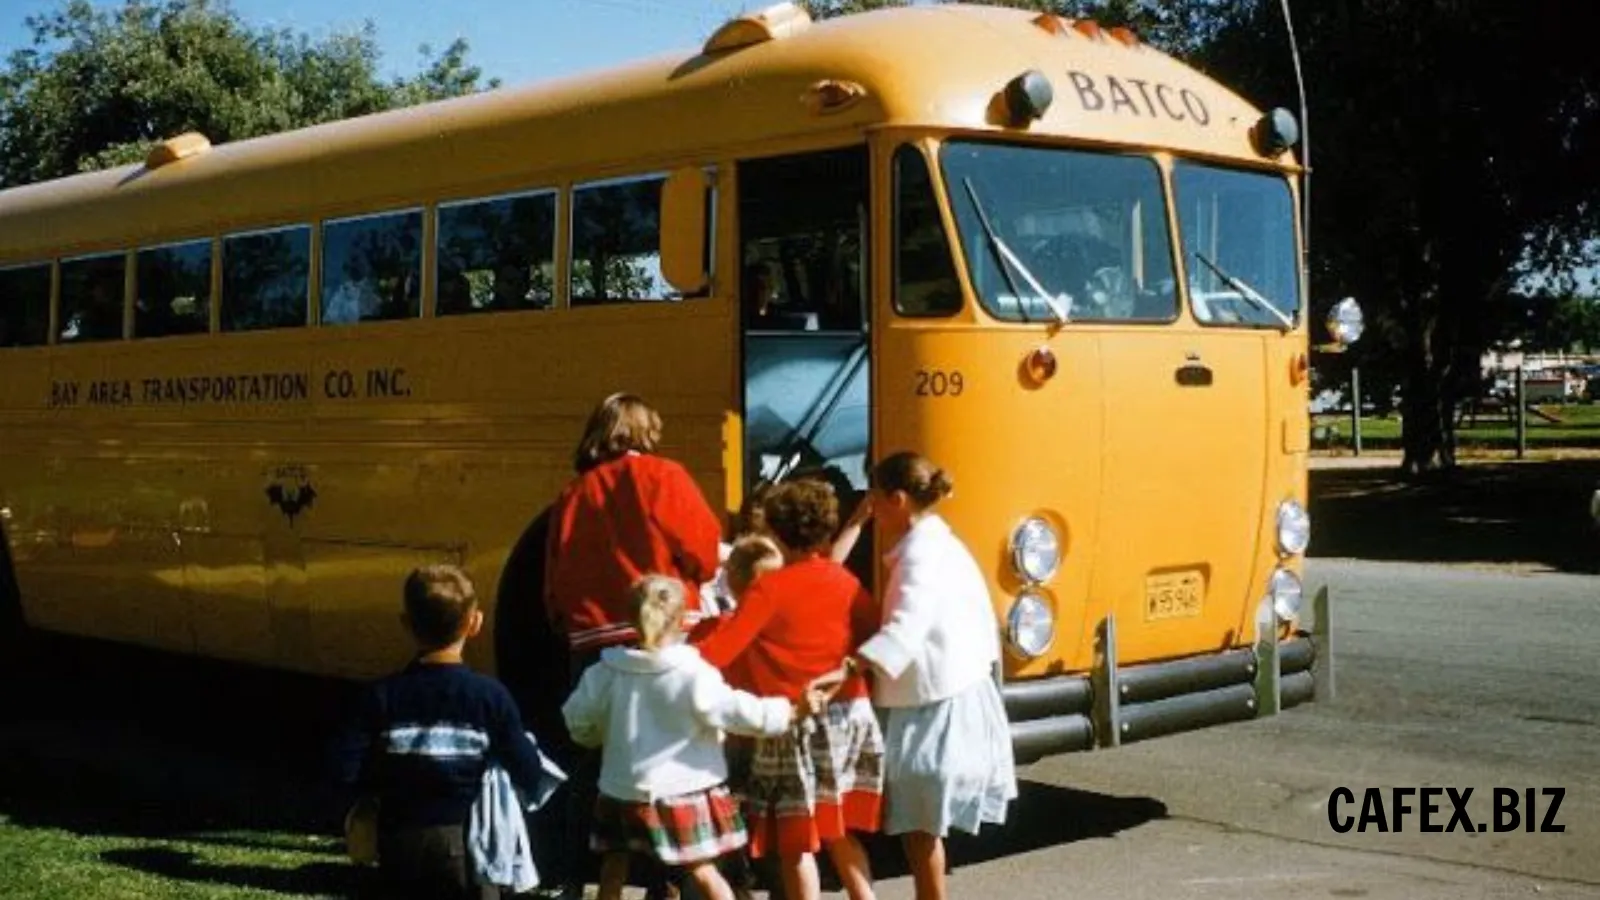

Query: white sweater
<box><xmin>857</xmin><ymin>514</ymin><xmax>1001</xmax><ymax>708</ymax></box>
<box><xmin>561</xmin><ymin>643</ymin><xmax>793</xmax><ymax>802</ymax></box>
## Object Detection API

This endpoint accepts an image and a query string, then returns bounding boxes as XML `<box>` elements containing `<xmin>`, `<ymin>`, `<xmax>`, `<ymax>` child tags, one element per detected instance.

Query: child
<box><xmin>819</xmin><ymin>452</ymin><xmax>1018</xmax><ymax>900</ymax></box>
<box><xmin>695</xmin><ymin>481</ymin><xmax>883</xmax><ymax>900</ymax></box>
<box><xmin>562</xmin><ymin>574</ymin><xmax>802</xmax><ymax>900</ymax></box>
<box><xmin>716</xmin><ymin>535</ymin><xmax>784</xmax><ymax>897</ymax></box>
<box><xmin>333</xmin><ymin>564</ymin><xmax>554</xmax><ymax>900</ymax></box>
<box><xmin>724</xmin><ymin>533</ymin><xmax>784</xmax><ymax>604</ymax></box>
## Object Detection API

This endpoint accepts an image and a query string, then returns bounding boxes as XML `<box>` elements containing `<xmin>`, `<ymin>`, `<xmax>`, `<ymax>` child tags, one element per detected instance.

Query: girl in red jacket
<box><xmin>544</xmin><ymin>392</ymin><xmax>725</xmax><ymax>900</ymax></box>
<box><xmin>695</xmin><ymin>480</ymin><xmax>882</xmax><ymax>900</ymax></box>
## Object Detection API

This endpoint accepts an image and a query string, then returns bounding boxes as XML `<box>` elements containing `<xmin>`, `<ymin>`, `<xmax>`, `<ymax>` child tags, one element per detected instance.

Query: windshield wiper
<box><xmin>1193</xmin><ymin>251</ymin><xmax>1293</xmax><ymax>331</ymax></box>
<box><xmin>961</xmin><ymin>178</ymin><xmax>1070</xmax><ymax>325</ymax></box>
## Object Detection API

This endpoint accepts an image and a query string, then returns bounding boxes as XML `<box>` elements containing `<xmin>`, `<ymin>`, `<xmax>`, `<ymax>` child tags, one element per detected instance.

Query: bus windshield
<box><xmin>941</xmin><ymin>141</ymin><xmax>1178</xmax><ymax>323</ymax></box>
<box><xmin>1172</xmin><ymin>162</ymin><xmax>1301</xmax><ymax>328</ymax></box>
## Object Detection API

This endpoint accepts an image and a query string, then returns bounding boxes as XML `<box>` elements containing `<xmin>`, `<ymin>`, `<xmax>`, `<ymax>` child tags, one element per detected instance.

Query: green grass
<box><xmin>1313</xmin><ymin>402</ymin><xmax>1600</xmax><ymax>450</ymax></box>
<box><xmin>0</xmin><ymin>820</ymin><xmax>343</xmax><ymax>900</ymax></box>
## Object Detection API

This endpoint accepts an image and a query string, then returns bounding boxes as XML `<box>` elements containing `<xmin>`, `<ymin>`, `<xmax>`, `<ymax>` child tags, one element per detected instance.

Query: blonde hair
<box><xmin>631</xmin><ymin>574</ymin><xmax>687</xmax><ymax>650</ymax></box>
<box><xmin>573</xmin><ymin>392</ymin><xmax>663</xmax><ymax>473</ymax></box>
<box><xmin>725</xmin><ymin>534</ymin><xmax>782</xmax><ymax>599</ymax></box>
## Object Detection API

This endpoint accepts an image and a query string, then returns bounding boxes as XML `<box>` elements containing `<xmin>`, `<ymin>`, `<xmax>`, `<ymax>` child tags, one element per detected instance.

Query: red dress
<box><xmin>544</xmin><ymin>453</ymin><xmax>722</xmax><ymax>653</ymax></box>
<box><xmin>695</xmin><ymin>556</ymin><xmax>883</xmax><ymax>857</ymax></box>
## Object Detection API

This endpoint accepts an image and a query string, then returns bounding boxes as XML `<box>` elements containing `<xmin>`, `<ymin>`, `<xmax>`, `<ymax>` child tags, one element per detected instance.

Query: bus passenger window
<box><xmin>738</xmin><ymin>147</ymin><xmax>866</xmax><ymax>332</ymax></box>
<box><xmin>570</xmin><ymin>176</ymin><xmax>685</xmax><ymax>306</ymax></box>
<box><xmin>58</xmin><ymin>253</ymin><xmax>126</xmax><ymax>343</ymax></box>
<box><xmin>222</xmin><ymin>226</ymin><xmax>310</xmax><ymax>332</ymax></box>
<box><xmin>136</xmin><ymin>240</ymin><xmax>211</xmax><ymax>338</ymax></box>
<box><xmin>893</xmin><ymin>146</ymin><xmax>962</xmax><ymax>317</ymax></box>
<box><xmin>437</xmin><ymin>191</ymin><xmax>556</xmax><ymax>315</ymax></box>
<box><xmin>321</xmin><ymin>210</ymin><xmax>423</xmax><ymax>325</ymax></box>
<box><xmin>0</xmin><ymin>263</ymin><xmax>51</xmax><ymax>347</ymax></box>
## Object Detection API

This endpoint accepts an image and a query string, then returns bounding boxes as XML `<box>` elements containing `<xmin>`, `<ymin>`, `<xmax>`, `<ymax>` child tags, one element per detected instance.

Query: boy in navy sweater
<box><xmin>334</xmin><ymin>564</ymin><xmax>548</xmax><ymax>900</ymax></box>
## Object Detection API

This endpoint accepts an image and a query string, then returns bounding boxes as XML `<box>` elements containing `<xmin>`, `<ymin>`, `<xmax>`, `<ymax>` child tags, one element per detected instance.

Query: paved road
<box><xmin>879</xmin><ymin>560</ymin><xmax>1600</xmax><ymax>899</ymax></box>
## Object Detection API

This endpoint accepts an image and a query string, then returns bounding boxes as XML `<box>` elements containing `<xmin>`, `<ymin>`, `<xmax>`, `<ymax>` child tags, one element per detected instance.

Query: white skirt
<box><xmin>880</xmin><ymin>677</ymin><xmax>1018</xmax><ymax>837</ymax></box>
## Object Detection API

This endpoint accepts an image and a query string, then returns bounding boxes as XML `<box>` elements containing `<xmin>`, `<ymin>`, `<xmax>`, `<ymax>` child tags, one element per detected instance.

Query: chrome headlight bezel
<box><xmin>1268</xmin><ymin>567</ymin><xmax>1304</xmax><ymax>621</ymax></box>
<box><xmin>1006</xmin><ymin>591</ymin><xmax>1056</xmax><ymax>659</ymax></box>
<box><xmin>1010</xmin><ymin>516</ymin><xmax>1061</xmax><ymax>584</ymax></box>
<box><xmin>1276</xmin><ymin>499</ymin><xmax>1311</xmax><ymax>556</ymax></box>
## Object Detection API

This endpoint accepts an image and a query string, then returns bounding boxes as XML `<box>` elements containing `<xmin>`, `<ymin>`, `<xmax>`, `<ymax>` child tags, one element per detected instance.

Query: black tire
<box><xmin>492</xmin><ymin>504</ymin><xmax>574</xmax><ymax>760</ymax></box>
<box><xmin>0</xmin><ymin>521</ymin><xmax>31</xmax><ymax>711</ymax></box>
<box><xmin>0</xmin><ymin>522</ymin><xmax>22</xmax><ymax>646</ymax></box>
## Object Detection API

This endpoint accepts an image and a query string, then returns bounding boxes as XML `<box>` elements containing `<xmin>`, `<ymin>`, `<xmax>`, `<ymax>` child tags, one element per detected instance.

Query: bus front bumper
<box><xmin>1003</xmin><ymin>586</ymin><xmax>1332</xmax><ymax>765</ymax></box>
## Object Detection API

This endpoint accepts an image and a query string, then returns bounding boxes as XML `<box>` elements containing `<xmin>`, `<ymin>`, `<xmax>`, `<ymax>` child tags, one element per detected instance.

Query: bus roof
<box><xmin>0</xmin><ymin>3</ymin><xmax>1289</xmax><ymax>262</ymax></box>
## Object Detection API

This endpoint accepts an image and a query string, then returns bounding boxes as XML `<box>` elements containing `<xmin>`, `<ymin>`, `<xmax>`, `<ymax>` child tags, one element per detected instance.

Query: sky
<box><xmin>0</xmin><ymin>0</ymin><xmax>756</xmax><ymax>87</ymax></box>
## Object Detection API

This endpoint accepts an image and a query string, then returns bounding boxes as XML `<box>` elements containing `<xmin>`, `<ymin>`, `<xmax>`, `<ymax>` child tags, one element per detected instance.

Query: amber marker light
<box><xmin>1290</xmin><ymin>352</ymin><xmax>1309</xmax><ymax>385</ymax></box>
<box><xmin>1024</xmin><ymin>346</ymin><xmax>1058</xmax><ymax>385</ymax></box>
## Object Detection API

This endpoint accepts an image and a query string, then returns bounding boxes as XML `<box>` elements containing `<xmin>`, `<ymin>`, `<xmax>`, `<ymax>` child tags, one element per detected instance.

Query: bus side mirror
<box><xmin>660</xmin><ymin>167</ymin><xmax>713</xmax><ymax>296</ymax></box>
<box><xmin>1314</xmin><ymin>297</ymin><xmax>1363</xmax><ymax>353</ymax></box>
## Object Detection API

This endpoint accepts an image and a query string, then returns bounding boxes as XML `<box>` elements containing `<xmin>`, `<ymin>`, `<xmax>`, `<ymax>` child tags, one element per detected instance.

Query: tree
<box><xmin>1195</xmin><ymin>1</ymin><xmax>1600</xmax><ymax>473</ymax></box>
<box><xmin>0</xmin><ymin>0</ymin><xmax>497</xmax><ymax>188</ymax></box>
<box><xmin>802</xmin><ymin>0</ymin><xmax>1228</xmax><ymax>55</ymax></box>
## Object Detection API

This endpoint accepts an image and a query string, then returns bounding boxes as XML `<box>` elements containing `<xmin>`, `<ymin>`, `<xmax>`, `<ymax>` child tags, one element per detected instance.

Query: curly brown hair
<box><xmin>761</xmin><ymin>480</ymin><xmax>839</xmax><ymax>554</ymax></box>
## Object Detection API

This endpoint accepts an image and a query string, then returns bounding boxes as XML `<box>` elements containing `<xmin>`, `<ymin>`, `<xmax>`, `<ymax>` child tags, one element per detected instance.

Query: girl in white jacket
<box><xmin>562</xmin><ymin>574</ymin><xmax>802</xmax><ymax>900</ymax></box>
<box><xmin>819</xmin><ymin>451</ymin><xmax>1018</xmax><ymax>900</ymax></box>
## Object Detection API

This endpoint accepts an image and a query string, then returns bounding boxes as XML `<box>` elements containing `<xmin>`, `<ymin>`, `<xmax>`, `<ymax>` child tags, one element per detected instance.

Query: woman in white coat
<box><xmin>817</xmin><ymin>451</ymin><xmax>1017</xmax><ymax>900</ymax></box>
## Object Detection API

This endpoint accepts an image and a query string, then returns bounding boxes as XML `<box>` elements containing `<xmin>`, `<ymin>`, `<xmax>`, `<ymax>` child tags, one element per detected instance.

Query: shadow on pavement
<box><xmin>1</xmin><ymin>630</ymin><xmax>1169</xmax><ymax>898</ymax></box>
<box><xmin>1310</xmin><ymin>459</ymin><xmax>1600</xmax><ymax>574</ymax></box>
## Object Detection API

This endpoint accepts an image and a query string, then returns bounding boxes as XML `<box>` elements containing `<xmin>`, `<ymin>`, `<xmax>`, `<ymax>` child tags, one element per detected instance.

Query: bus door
<box><xmin>736</xmin><ymin>147</ymin><xmax>872</xmax><ymax>571</ymax></box>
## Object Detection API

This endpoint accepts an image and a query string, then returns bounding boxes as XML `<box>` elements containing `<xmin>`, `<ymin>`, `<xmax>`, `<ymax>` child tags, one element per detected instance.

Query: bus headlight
<box><xmin>1268</xmin><ymin>568</ymin><xmax>1304</xmax><ymax>621</ymax></box>
<box><xmin>1010</xmin><ymin>517</ymin><xmax>1060</xmax><ymax>584</ymax></box>
<box><xmin>1006</xmin><ymin>591</ymin><xmax>1055</xmax><ymax>659</ymax></box>
<box><xmin>1276</xmin><ymin>499</ymin><xmax>1311</xmax><ymax>556</ymax></box>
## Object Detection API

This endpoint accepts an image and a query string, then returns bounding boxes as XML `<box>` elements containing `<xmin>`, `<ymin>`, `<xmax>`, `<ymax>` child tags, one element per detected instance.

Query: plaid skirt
<box><xmin>743</xmin><ymin>695</ymin><xmax>884</xmax><ymax>858</ymax></box>
<box><xmin>591</xmin><ymin>784</ymin><xmax>747</xmax><ymax>866</ymax></box>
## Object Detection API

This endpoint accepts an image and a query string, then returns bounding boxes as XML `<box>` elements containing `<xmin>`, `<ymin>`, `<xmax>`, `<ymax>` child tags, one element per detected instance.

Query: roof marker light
<box><xmin>1031</xmin><ymin>14</ymin><xmax>1075</xmax><ymax>36</ymax></box>
<box><xmin>1253</xmin><ymin>107</ymin><xmax>1301</xmax><ymax>156</ymax></box>
<box><xmin>1073</xmin><ymin>19</ymin><xmax>1104</xmax><ymax>40</ymax></box>
<box><xmin>803</xmin><ymin>79</ymin><xmax>867</xmax><ymax>116</ymax></box>
<box><xmin>1003</xmin><ymin>70</ymin><xmax>1054</xmax><ymax>126</ymax></box>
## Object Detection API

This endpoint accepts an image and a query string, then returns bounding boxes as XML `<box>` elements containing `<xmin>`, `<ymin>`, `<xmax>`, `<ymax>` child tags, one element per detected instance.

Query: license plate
<box><xmin>1145</xmin><ymin>570</ymin><xmax>1204</xmax><ymax>620</ymax></box>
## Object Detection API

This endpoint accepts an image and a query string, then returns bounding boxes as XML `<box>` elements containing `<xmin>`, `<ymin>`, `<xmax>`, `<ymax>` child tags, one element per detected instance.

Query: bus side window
<box><xmin>222</xmin><ymin>226</ymin><xmax>311</xmax><ymax>332</ymax></box>
<box><xmin>321</xmin><ymin>210</ymin><xmax>424</xmax><ymax>325</ymax></box>
<box><xmin>58</xmin><ymin>253</ymin><xmax>126</xmax><ymax>343</ymax></box>
<box><xmin>0</xmin><ymin>263</ymin><xmax>52</xmax><ymax>347</ymax></box>
<box><xmin>437</xmin><ymin>191</ymin><xmax>557</xmax><ymax>315</ymax></box>
<box><xmin>570</xmin><ymin>175</ymin><xmax>701</xmax><ymax>306</ymax></box>
<box><xmin>893</xmin><ymin>145</ymin><xmax>962</xmax><ymax>318</ymax></box>
<box><xmin>136</xmin><ymin>240</ymin><xmax>212</xmax><ymax>339</ymax></box>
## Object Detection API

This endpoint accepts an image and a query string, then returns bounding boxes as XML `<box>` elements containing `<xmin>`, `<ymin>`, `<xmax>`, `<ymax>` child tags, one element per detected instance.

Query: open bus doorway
<box><xmin>736</xmin><ymin>146</ymin><xmax>874</xmax><ymax>581</ymax></box>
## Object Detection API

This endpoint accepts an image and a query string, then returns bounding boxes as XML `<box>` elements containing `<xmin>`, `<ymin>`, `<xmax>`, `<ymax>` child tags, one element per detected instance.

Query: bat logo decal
<box><xmin>265</xmin><ymin>466</ymin><xmax>318</xmax><ymax>525</ymax></box>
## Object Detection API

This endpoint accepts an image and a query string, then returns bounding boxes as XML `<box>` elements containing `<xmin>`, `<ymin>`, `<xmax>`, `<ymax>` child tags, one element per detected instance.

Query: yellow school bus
<box><xmin>0</xmin><ymin>3</ymin><xmax>1358</xmax><ymax>759</ymax></box>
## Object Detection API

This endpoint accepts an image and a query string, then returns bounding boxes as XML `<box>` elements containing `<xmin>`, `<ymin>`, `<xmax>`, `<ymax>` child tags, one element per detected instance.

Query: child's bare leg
<box><xmin>901</xmin><ymin>832</ymin><xmax>947</xmax><ymax>900</ymax></box>
<box><xmin>777</xmin><ymin>851</ymin><xmax>821</xmax><ymax>900</ymax></box>
<box><xmin>597</xmin><ymin>851</ymin><xmax>631</xmax><ymax>900</ymax></box>
<box><xmin>684</xmin><ymin>861</ymin><xmax>736</xmax><ymax>900</ymax></box>
<box><xmin>824</xmin><ymin>833</ymin><xmax>876</xmax><ymax>900</ymax></box>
